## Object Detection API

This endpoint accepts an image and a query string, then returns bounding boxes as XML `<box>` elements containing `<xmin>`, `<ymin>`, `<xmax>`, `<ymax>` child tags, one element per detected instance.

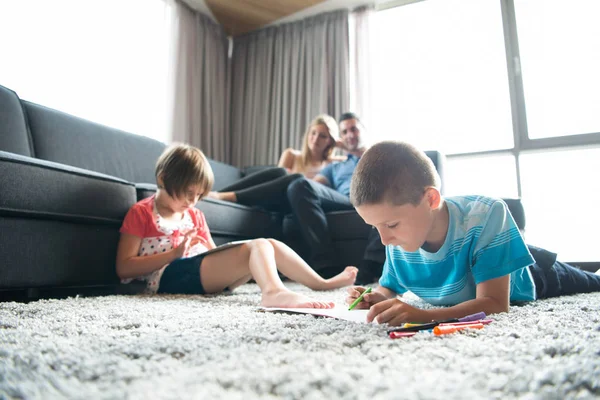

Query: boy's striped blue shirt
<box><xmin>379</xmin><ymin>195</ymin><xmax>536</xmax><ymax>305</ymax></box>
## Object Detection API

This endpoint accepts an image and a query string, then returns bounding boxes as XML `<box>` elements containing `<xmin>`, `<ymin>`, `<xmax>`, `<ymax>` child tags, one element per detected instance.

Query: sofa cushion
<box><xmin>24</xmin><ymin>101</ymin><xmax>166</xmax><ymax>185</ymax></box>
<box><xmin>197</xmin><ymin>198</ymin><xmax>283</xmax><ymax>240</ymax></box>
<box><xmin>0</xmin><ymin>151</ymin><xmax>136</xmax><ymax>223</ymax></box>
<box><xmin>0</xmin><ymin>85</ymin><xmax>33</xmax><ymax>156</ymax></box>
<box><xmin>135</xmin><ymin>183</ymin><xmax>158</xmax><ymax>201</ymax></box>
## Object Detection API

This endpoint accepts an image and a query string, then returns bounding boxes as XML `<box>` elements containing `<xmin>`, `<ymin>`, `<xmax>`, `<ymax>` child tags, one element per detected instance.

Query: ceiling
<box><xmin>182</xmin><ymin>0</ymin><xmax>379</xmax><ymax>36</ymax></box>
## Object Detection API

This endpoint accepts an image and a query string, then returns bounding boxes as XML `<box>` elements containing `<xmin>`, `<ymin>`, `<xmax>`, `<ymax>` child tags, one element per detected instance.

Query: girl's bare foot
<box><xmin>315</xmin><ymin>266</ymin><xmax>358</xmax><ymax>290</ymax></box>
<box><xmin>261</xmin><ymin>289</ymin><xmax>334</xmax><ymax>309</ymax></box>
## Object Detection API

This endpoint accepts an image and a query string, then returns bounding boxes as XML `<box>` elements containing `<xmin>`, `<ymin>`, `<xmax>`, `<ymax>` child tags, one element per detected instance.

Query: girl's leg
<box><xmin>199</xmin><ymin>239</ymin><xmax>334</xmax><ymax>308</ymax></box>
<box><xmin>266</xmin><ymin>239</ymin><xmax>358</xmax><ymax>290</ymax></box>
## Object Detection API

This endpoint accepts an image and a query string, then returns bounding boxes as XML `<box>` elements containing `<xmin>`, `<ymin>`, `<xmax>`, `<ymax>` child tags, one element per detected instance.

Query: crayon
<box><xmin>433</xmin><ymin>322</ymin><xmax>484</xmax><ymax>335</ymax></box>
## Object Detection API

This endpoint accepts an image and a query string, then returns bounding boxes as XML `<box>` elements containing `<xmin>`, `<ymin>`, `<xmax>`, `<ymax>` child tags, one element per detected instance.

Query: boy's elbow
<box><xmin>489</xmin><ymin>299</ymin><xmax>510</xmax><ymax>314</ymax></box>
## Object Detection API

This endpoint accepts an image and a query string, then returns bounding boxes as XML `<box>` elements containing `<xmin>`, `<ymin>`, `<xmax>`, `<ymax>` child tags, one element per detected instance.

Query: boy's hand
<box><xmin>366</xmin><ymin>298</ymin><xmax>428</xmax><ymax>326</ymax></box>
<box><xmin>174</xmin><ymin>229</ymin><xmax>197</xmax><ymax>258</ymax></box>
<box><xmin>345</xmin><ymin>286</ymin><xmax>387</xmax><ymax>309</ymax></box>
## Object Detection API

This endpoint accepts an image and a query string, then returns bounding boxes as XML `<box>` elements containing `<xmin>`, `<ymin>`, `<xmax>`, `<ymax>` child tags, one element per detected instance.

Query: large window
<box><xmin>370</xmin><ymin>0</ymin><xmax>600</xmax><ymax>263</ymax></box>
<box><xmin>0</xmin><ymin>0</ymin><xmax>173</xmax><ymax>143</ymax></box>
<box><xmin>515</xmin><ymin>0</ymin><xmax>600</xmax><ymax>139</ymax></box>
<box><xmin>370</xmin><ymin>0</ymin><xmax>514</xmax><ymax>155</ymax></box>
<box><xmin>520</xmin><ymin>147</ymin><xmax>600</xmax><ymax>262</ymax></box>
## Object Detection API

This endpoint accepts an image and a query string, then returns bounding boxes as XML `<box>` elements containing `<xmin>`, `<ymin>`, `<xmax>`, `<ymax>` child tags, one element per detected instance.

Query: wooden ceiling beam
<box><xmin>205</xmin><ymin>0</ymin><xmax>327</xmax><ymax>36</ymax></box>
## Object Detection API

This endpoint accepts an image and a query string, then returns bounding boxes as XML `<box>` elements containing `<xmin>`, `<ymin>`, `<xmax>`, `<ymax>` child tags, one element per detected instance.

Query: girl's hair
<box><xmin>350</xmin><ymin>141</ymin><xmax>441</xmax><ymax>207</ymax></box>
<box><xmin>155</xmin><ymin>143</ymin><xmax>214</xmax><ymax>199</ymax></box>
<box><xmin>299</xmin><ymin>114</ymin><xmax>338</xmax><ymax>172</ymax></box>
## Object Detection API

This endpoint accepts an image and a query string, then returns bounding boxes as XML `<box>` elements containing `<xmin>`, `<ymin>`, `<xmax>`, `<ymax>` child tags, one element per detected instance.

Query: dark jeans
<box><xmin>356</xmin><ymin>228</ymin><xmax>386</xmax><ymax>284</ymax></box>
<box><xmin>220</xmin><ymin>167</ymin><xmax>302</xmax><ymax>212</ymax></box>
<box><xmin>528</xmin><ymin>245</ymin><xmax>600</xmax><ymax>299</ymax></box>
<box><xmin>286</xmin><ymin>177</ymin><xmax>354</xmax><ymax>271</ymax></box>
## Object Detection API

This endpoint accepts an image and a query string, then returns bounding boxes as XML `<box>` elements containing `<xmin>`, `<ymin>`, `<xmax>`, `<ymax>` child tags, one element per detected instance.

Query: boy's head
<box><xmin>155</xmin><ymin>143</ymin><xmax>214</xmax><ymax>206</ymax></box>
<box><xmin>350</xmin><ymin>141</ymin><xmax>443</xmax><ymax>251</ymax></box>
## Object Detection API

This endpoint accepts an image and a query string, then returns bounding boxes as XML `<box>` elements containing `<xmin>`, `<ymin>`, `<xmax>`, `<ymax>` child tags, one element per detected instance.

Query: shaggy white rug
<box><xmin>1</xmin><ymin>284</ymin><xmax>599</xmax><ymax>399</ymax></box>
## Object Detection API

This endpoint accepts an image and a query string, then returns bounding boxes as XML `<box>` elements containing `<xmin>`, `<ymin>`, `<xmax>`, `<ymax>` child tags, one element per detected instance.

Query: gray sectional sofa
<box><xmin>0</xmin><ymin>83</ymin><xmax>460</xmax><ymax>301</ymax></box>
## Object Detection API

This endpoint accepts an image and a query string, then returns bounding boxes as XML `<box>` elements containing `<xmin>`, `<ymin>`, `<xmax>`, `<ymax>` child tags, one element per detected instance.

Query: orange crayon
<box><xmin>433</xmin><ymin>322</ymin><xmax>484</xmax><ymax>335</ymax></box>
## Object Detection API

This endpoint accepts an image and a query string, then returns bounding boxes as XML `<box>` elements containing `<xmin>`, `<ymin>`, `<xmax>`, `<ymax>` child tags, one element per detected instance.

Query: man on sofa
<box><xmin>286</xmin><ymin>113</ymin><xmax>385</xmax><ymax>282</ymax></box>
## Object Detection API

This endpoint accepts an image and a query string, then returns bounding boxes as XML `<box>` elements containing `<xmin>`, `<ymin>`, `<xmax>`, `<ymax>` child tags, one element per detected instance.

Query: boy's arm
<box><xmin>421</xmin><ymin>274</ymin><xmax>510</xmax><ymax>321</ymax></box>
<box><xmin>313</xmin><ymin>163</ymin><xmax>334</xmax><ymax>186</ymax></box>
<box><xmin>367</xmin><ymin>275</ymin><xmax>510</xmax><ymax>325</ymax></box>
<box><xmin>375</xmin><ymin>285</ymin><xmax>397</xmax><ymax>299</ymax></box>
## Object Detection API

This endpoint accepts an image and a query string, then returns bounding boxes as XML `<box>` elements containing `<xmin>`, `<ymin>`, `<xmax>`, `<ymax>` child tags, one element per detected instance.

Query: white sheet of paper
<box><xmin>260</xmin><ymin>306</ymin><xmax>371</xmax><ymax>324</ymax></box>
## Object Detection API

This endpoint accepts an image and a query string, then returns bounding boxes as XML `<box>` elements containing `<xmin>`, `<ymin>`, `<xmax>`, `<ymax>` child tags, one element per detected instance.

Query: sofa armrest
<box><xmin>502</xmin><ymin>198</ymin><xmax>526</xmax><ymax>232</ymax></box>
<box><xmin>0</xmin><ymin>150</ymin><xmax>136</xmax><ymax>223</ymax></box>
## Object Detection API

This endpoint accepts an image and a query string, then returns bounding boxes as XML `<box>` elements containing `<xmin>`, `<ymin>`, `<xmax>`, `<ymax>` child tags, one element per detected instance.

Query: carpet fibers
<box><xmin>1</xmin><ymin>284</ymin><xmax>599</xmax><ymax>399</ymax></box>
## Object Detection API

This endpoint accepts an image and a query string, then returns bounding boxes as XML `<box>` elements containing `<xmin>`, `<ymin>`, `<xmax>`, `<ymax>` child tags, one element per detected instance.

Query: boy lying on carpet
<box><xmin>345</xmin><ymin>141</ymin><xmax>600</xmax><ymax>326</ymax></box>
<box><xmin>116</xmin><ymin>143</ymin><xmax>357</xmax><ymax>308</ymax></box>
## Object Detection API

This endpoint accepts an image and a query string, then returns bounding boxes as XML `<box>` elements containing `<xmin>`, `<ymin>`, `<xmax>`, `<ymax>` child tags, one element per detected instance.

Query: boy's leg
<box><xmin>528</xmin><ymin>245</ymin><xmax>600</xmax><ymax>298</ymax></box>
<box><xmin>286</xmin><ymin>177</ymin><xmax>354</xmax><ymax>272</ymax></box>
<box><xmin>266</xmin><ymin>239</ymin><xmax>357</xmax><ymax>290</ymax></box>
<box><xmin>199</xmin><ymin>240</ymin><xmax>334</xmax><ymax>308</ymax></box>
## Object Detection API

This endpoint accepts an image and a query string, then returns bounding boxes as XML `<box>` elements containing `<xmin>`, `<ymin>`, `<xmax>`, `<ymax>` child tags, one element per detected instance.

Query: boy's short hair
<box><xmin>350</xmin><ymin>141</ymin><xmax>440</xmax><ymax>207</ymax></box>
<box><xmin>155</xmin><ymin>143</ymin><xmax>214</xmax><ymax>199</ymax></box>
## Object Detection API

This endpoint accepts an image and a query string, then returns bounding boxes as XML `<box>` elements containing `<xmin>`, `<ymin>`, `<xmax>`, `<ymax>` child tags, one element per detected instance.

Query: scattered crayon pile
<box><xmin>388</xmin><ymin>312</ymin><xmax>492</xmax><ymax>339</ymax></box>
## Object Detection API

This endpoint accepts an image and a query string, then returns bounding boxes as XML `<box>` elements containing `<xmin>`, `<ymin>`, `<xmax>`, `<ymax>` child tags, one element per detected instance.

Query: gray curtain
<box><xmin>169</xmin><ymin>1</ymin><xmax>231</xmax><ymax>163</ymax></box>
<box><xmin>230</xmin><ymin>10</ymin><xmax>350</xmax><ymax>167</ymax></box>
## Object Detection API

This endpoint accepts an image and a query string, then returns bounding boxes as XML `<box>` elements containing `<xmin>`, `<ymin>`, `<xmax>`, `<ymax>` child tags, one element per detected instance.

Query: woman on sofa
<box><xmin>207</xmin><ymin>114</ymin><xmax>345</xmax><ymax>211</ymax></box>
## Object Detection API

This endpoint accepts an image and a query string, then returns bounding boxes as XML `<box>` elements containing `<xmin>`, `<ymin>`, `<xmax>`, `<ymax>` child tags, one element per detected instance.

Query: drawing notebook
<box><xmin>260</xmin><ymin>306</ymin><xmax>371</xmax><ymax>324</ymax></box>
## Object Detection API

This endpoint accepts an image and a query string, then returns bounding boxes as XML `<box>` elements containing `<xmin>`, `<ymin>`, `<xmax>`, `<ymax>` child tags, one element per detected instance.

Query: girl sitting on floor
<box><xmin>116</xmin><ymin>143</ymin><xmax>357</xmax><ymax>308</ymax></box>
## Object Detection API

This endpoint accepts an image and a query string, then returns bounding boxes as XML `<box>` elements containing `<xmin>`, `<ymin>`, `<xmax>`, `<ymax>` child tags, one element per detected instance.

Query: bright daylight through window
<box><xmin>370</xmin><ymin>0</ymin><xmax>600</xmax><ymax>262</ymax></box>
<box><xmin>0</xmin><ymin>0</ymin><xmax>172</xmax><ymax>143</ymax></box>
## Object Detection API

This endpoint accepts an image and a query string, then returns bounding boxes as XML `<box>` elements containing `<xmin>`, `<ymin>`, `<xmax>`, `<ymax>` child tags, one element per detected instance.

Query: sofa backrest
<box><xmin>0</xmin><ymin>85</ymin><xmax>34</xmax><ymax>157</ymax></box>
<box><xmin>208</xmin><ymin>159</ymin><xmax>243</xmax><ymax>191</ymax></box>
<box><xmin>24</xmin><ymin>101</ymin><xmax>166</xmax><ymax>185</ymax></box>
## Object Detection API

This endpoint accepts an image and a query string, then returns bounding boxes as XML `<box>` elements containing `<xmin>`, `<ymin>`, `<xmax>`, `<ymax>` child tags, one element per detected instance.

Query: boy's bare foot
<box><xmin>317</xmin><ymin>266</ymin><xmax>358</xmax><ymax>290</ymax></box>
<box><xmin>261</xmin><ymin>289</ymin><xmax>334</xmax><ymax>309</ymax></box>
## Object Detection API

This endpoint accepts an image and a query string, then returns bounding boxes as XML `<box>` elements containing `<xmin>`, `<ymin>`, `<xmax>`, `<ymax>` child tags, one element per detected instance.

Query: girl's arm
<box><xmin>116</xmin><ymin>232</ymin><xmax>193</xmax><ymax>280</ymax></box>
<box><xmin>277</xmin><ymin>148</ymin><xmax>296</xmax><ymax>172</ymax></box>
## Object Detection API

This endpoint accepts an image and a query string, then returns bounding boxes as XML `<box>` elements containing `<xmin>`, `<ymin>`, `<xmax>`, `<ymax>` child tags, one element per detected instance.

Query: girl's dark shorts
<box><xmin>157</xmin><ymin>254</ymin><xmax>206</xmax><ymax>294</ymax></box>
